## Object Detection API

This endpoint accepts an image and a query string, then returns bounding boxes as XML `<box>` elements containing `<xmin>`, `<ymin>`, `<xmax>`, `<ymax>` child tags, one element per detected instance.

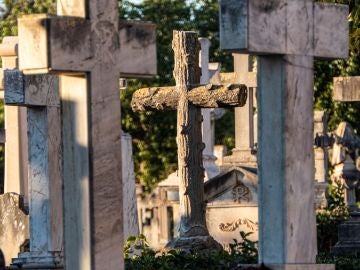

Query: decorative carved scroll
<box><xmin>219</xmin><ymin>218</ymin><xmax>258</xmax><ymax>232</ymax></box>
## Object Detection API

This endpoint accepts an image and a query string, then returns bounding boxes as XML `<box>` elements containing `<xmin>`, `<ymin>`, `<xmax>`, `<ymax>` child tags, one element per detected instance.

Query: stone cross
<box><xmin>220</xmin><ymin>0</ymin><xmax>348</xmax><ymax>266</ymax></box>
<box><xmin>132</xmin><ymin>30</ymin><xmax>247</xmax><ymax>252</ymax></box>
<box><xmin>0</xmin><ymin>37</ymin><xmax>30</xmax><ymax>266</ymax></box>
<box><xmin>314</xmin><ymin>111</ymin><xmax>333</xmax><ymax>209</ymax></box>
<box><xmin>17</xmin><ymin>1</ymin><xmax>156</xmax><ymax>269</ymax></box>
<box><xmin>333</xmin><ymin>75</ymin><xmax>360</xmax><ymax>211</ymax></box>
<box><xmin>199</xmin><ymin>38</ymin><xmax>220</xmax><ymax>180</ymax></box>
<box><xmin>4</xmin><ymin>70</ymin><xmax>63</xmax><ymax>267</ymax></box>
<box><xmin>223</xmin><ymin>54</ymin><xmax>257</xmax><ymax>168</ymax></box>
<box><xmin>0</xmin><ymin>37</ymin><xmax>28</xmax><ymax>200</ymax></box>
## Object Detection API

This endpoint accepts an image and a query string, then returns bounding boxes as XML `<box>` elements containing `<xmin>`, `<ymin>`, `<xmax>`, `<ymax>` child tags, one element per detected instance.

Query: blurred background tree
<box><xmin>0</xmin><ymin>0</ymin><xmax>359</xmax><ymax>193</ymax></box>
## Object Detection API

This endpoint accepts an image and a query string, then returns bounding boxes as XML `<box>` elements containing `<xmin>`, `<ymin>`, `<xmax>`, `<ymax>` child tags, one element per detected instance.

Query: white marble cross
<box><xmin>199</xmin><ymin>38</ymin><xmax>220</xmax><ymax>180</ymax></box>
<box><xmin>0</xmin><ymin>37</ymin><xmax>28</xmax><ymax>201</ymax></box>
<box><xmin>17</xmin><ymin>1</ymin><xmax>156</xmax><ymax>269</ymax></box>
<box><xmin>223</xmin><ymin>54</ymin><xmax>257</xmax><ymax>168</ymax></box>
<box><xmin>5</xmin><ymin>70</ymin><xmax>63</xmax><ymax>267</ymax></box>
<box><xmin>220</xmin><ymin>0</ymin><xmax>348</xmax><ymax>266</ymax></box>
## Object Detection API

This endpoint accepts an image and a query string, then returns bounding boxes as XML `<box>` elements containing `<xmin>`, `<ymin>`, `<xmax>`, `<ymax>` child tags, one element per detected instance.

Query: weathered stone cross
<box><xmin>132</xmin><ymin>30</ymin><xmax>247</xmax><ymax>251</ymax></box>
<box><xmin>223</xmin><ymin>54</ymin><xmax>258</xmax><ymax>168</ymax></box>
<box><xmin>221</xmin><ymin>0</ymin><xmax>348</xmax><ymax>266</ymax></box>
<box><xmin>332</xmin><ymin>75</ymin><xmax>360</xmax><ymax>210</ymax></box>
<box><xmin>0</xmin><ymin>37</ymin><xmax>28</xmax><ymax>198</ymax></box>
<box><xmin>17</xmin><ymin>0</ymin><xmax>156</xmax><ymax>269</ymax></box>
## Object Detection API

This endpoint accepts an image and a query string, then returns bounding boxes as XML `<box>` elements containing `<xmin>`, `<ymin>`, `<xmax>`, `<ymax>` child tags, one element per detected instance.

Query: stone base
<box><xmin>235</xmin><ymin>264</ymin><xmax>334</xmax><ymax>270</ymax></box>
<box><xmin>331</xmin><ymin>213</ymin><xmax>360</xmax><ymax>256</ymax></box>
<box><xmin>164</xmin><ymin>235</ymin><xmax>223</xmax><ymax>254</ymax></box>
<box><xmin>221</xmin><ymin>149</ymin><xmax>257</xmax><ymax>169</ymax></box>
<box><xmin>10</xmin><ymin>251</ymin><xmax>63</xmax><ymax>269</ymax></box>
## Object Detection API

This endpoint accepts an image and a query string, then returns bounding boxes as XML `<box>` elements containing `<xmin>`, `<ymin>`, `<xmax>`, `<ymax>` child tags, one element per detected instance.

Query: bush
<box><xmin>124</xmin><ymin>232</ymin><xmax>258</xmax><ymax>270</ymax></box>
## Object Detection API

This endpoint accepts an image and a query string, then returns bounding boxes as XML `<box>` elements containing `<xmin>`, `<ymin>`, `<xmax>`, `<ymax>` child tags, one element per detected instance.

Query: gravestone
<box><xmin>121</xmin><ymin>132</ymin><xmax>140</xmax><ymax>239</ymax></box>
<box><xmin>222</xmin><ymin>54</ymin><xmax>257</xmax><ymax>169</ymax></box>
<box><xmin>132</xmin><ymin>30</ymin><xmax>247</xmax><ymax>252</ymax></box>
<box><xmin>0</xmin><ymin>37</ymin><xmax>30</xmax><ymax>267</ymax></box>
<box><xmin>220</xmin><ymin>0</ymin><xmax>348</xmax><ymax>267</ymax></box>
<box><xmin>331</xmin><ymin>76</ymin><xmax>360</xmax><ymax>255</ymax></box>
<box><xmin>314</xmin><ymin>111</ymin><xmax>333</xmax><ymax>209</ymax></box>
<box><xmin>204</xmin><ymin>53</ymin><xmax>259</xmax><ymax>249</ymax></box>
<box><xmin>0</xmin><ymin>37</ymin><xmax>28</xmax><ymax>199</ymax></box>
<box><xmin>16</xmin><ymin>1</ymin><xmax>156</xmax><ymax>269</ymax></box>
<box><xmin>205</xmin><ymin>167</ymin><xmax>258</xmax><ymax>250</ymax></box>
<box><xmin>199</xmin><ymin>38</ymin><xmax>221</xmax><ymax>180</ymax></box>
<box><xmin>5</xmin><ymin>70</ymin><xmax>63</xmax><ymax>267</ymax></box>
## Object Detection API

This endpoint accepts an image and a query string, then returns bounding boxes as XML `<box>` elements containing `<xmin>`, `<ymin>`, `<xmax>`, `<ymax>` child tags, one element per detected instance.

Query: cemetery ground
<box><xmin>122</xmin><ymin>185</ymin><xmax>360</xmax><ymax>270</ymax></box>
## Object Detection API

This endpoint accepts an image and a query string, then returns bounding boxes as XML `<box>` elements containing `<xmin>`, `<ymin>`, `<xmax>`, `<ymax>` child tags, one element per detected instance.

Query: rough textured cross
<box><xmin>132</xmin><ymin>30</ymin><xmax>247</xmax><ymax>252</ymax></box>
<box><xmin>17</xmin><ymin>0</ymin><xmax>156</xmax><ymax>269</ymax></box>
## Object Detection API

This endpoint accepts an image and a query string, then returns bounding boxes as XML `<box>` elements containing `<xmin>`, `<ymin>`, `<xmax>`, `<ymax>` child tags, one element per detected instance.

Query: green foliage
<box><xmin>314</xmin><ymin>0</ymin><xmax>360</xmax><ymax>132</ymax></box>
<box><xmin>0</xmin><ymin>0</ymin><xmax>56</xmax><ymax>40</ymax></box>
<box><xmin>124</xmin><ymin>232</ymin><xmax>258</xmax><ymax>270</ymax></box>
<box><xmin>317</xmin><ymin>180</ymin><xmax>349</xmax><ymax>253</ymax></box>
<box><xmin>317</xmin><ymin>253</ymin><xmax>360</xmax><ymax>270</ymax></box>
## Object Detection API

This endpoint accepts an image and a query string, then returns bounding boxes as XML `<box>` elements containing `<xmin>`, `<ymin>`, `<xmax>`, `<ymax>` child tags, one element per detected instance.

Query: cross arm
<box><xmin>18</xmin><ymin>15</ymin><xmax>157</xmax><ymax>77</ymax></box>
<box><xmin>220</xmin><ymin>0</ymin><xmax>348</xmax><ymax>59</ymax></box>
<box><xmin>4</xmin><ymin>69</ymin><xmax>59</xmax><ymax>107</ymax></box>
<box><xmin>131</xmin><ymin>83</ymin><xmax>247</xmax><ymax>112</ymax></box>
<box><xmin>333</xmin><ymin>76</ymin><xmax>360</xmax><ymax>102</ymax></box>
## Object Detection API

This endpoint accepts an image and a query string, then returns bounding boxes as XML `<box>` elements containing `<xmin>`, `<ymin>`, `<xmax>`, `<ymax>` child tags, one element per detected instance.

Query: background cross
<box><xmin>16</xmin><ymin>0</ymin><xmax>156</xmax><ymax>269</ymax></box>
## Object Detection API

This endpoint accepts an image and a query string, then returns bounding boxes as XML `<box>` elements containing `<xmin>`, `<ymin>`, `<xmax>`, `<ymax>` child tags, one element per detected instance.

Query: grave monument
<box><xmin>13</xmin><ymin>0</ymin><xmax>156</xmax><ymax>269</ymax></box>
<box><xmin>221</xmin><ymin>0</ymin><xmax>348</xmax><ymax>267</ymax></box>
<box><xmin>0</xmin><ymin>36</ymin><xmax>30</xmax><ymax>267</ymax></box>
<box><xmin>132</xmin><ymin>30</ymin><xmax>247</xmax><ymax>252</ymax></box>
<box><xmin>331</xmin><ymin>75</ymin><xmax>360</xmax><ymax>256</ymax></box>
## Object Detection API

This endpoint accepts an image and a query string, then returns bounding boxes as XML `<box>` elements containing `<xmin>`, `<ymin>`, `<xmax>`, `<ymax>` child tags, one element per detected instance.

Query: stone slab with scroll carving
<box><xmin>204</xmin><ymin>167</ymin><xmax>258</xmax><ymax>249</ymax></box>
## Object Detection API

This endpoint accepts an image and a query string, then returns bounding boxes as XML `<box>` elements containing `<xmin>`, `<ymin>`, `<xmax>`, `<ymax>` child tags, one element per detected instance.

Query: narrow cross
<box><xmin>220</xmin><ymin>0</ymin><xmax>348</xmax><ymax>266</ymax></box>
<box><xmin>17</xmin><ymin>1</ymin><xmax>156</xmax><ymax>269</ymax></box>
<box><xmin>199</xmin><ymin>38</ymin><xmax>220</xmax><ymax>180</ymax></box>
<box><xmin>223</xmin><ymin>54</ymin><xmax>257</xmax><ymax>168</ymax></box>
<box><xmin>132</xmin><ymin>30</ymin><xmax>247</xmax><ymax>251</ymax></box>
<box><xmin>0</xmin><ymin>37</ymin><xmax>28</xmax><ymax>199</ymax></box>
<box><xmin>4</xmin><ymin>70</ymin><xmax>63</xmax><ymax>267</ymax></box>
<box><xmin>314</xmin><ymin>111</ymin><xmax>333</xmax><ymax>209</ymax></box>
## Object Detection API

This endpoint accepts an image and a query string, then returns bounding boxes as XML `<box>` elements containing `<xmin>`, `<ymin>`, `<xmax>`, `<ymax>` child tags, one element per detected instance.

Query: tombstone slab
<box><xmin>0</xmin><ymin>193</ymin><xmax>29</xmax><ymax>266</ymax></box>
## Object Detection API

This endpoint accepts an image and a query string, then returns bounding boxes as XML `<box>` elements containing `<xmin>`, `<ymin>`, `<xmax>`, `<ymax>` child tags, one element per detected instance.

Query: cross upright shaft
<box><xmin>173</xmin><ymin>31</ymin><xmax>208</xmax><ymax>237</ymax></box>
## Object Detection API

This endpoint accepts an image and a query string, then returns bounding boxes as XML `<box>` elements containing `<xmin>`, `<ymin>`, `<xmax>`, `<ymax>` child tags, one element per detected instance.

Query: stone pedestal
<box><xmin>11</xmin><ymin>251</ymin><xmax>62</xmax><ymax>269</ymax></box>
<box><xmin>331</xmin><ymin>213</ymin><xmax>360</xmax><ymax>256</ymax></box>
<box><xmin>165</xmin><ymin>235</ymin><xmax>222</xmax><ymax>254</ymax></box>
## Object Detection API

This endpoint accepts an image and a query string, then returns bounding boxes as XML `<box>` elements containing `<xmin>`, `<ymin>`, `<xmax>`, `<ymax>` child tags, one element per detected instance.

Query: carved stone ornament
<box><xmin>219</xmin><ymin>218</ymin><xmax>258</xmax><ymax>232</ymax></box>
<box><xmin>232</xmin><ymin>183</ymin><xmax>251</xmax><ymax>203</ymax></box>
